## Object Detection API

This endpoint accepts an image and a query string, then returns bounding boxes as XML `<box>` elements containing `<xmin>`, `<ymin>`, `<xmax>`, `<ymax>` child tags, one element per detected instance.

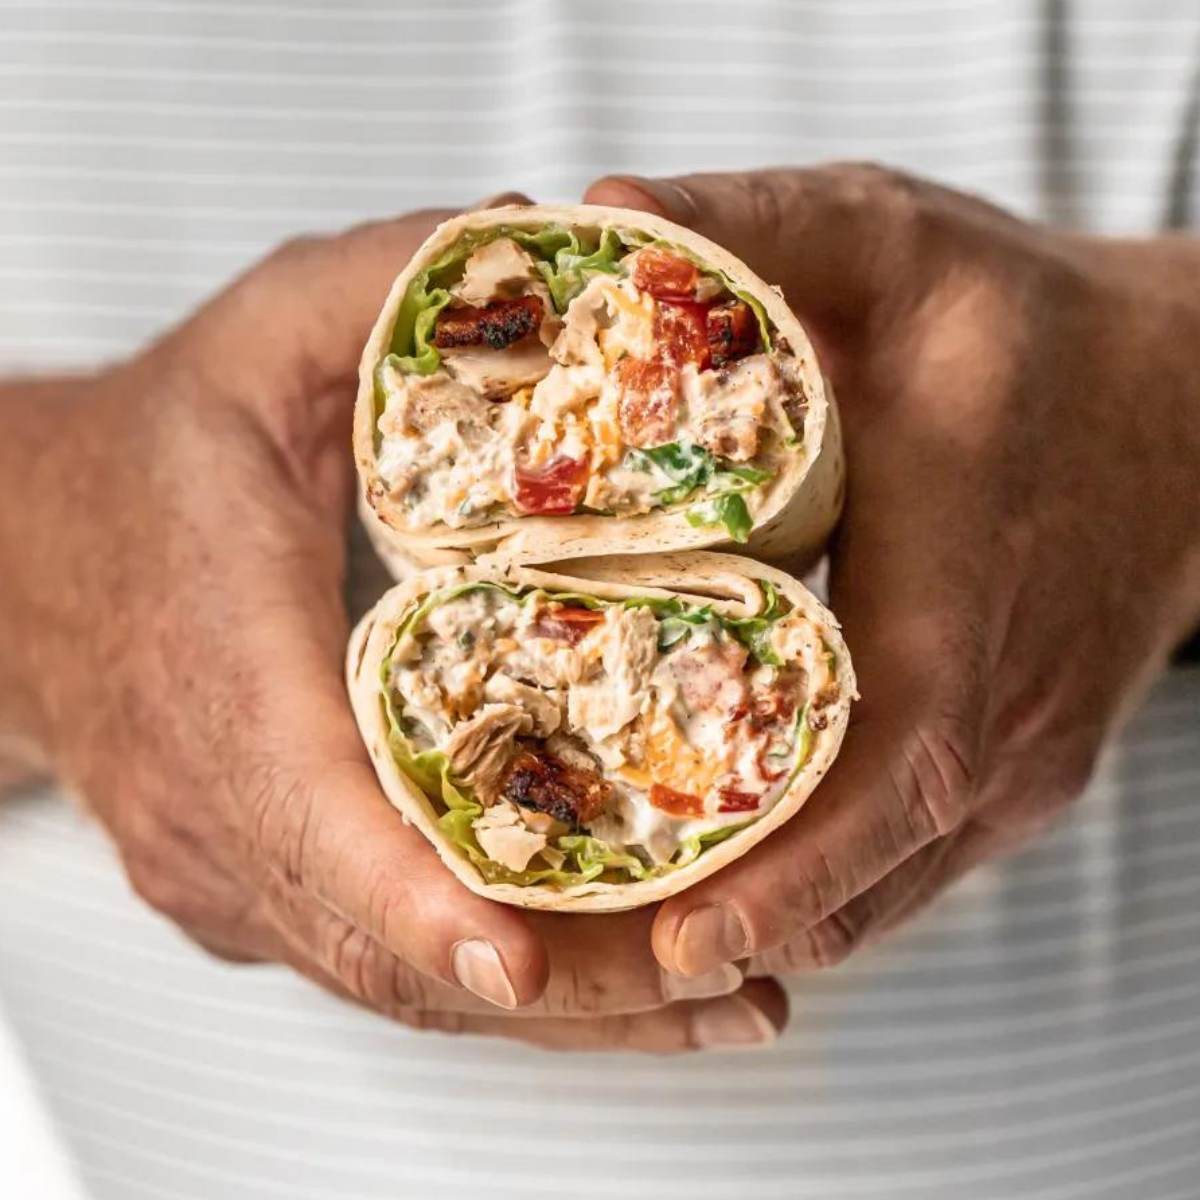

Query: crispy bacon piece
<box><xmin>706</xmin><ymin>301</ymin><xmax>758</xmax><ymax>367</ymax></box>
<box><xmin>433</xmin><ymin>295</ymin><xmax>544</xmax><ymax>351</ymax></box>
<box><xmin>615</xmin><ymin>357</ymin><xmax>680</xmax><ymax>448</ymax></box>
<box><xmin>751</xmin><ymin>669</ymin><xmax>803</xmax><ymax>728</ymax></box>
<box><xmin>513</xmin><ymin>454</ymin><xmax>588</xmax><ymax>514</ymax></box>
<box><xmin>717</xmin><ymin>786</ymin><xmax>762</xmax><ymax>814</ymax></box>
<box><xmin>649</xmin><ymin>783</ymin><xmax>706</xmax><ymax>818</ymax></box>
<box><xmin>531</xmin><ymin>603</ymin><xmax>605</xmax><ymax>645</ymax></box>
<box><xmin>501</xmin><ymin>746</ymin><xmax>611</xmax><ymax>828</ymax></box>
<box><xmin>631</xmin><ymin>249</ymin><xmax>700</xmax><ymax>301</ymax></box>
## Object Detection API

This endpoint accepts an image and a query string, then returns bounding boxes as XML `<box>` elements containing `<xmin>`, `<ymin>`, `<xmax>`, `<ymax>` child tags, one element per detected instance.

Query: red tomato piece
<box><xmin>717</xmin><ymin>786</ymin><xmax>763</xmax><ymax>814</ymax></box>
<box><xmin>631</xmin><ymin>249</ymin><xmax>701</xmax><ymax>301</ymax></box>
<box><xmin>649</xmin><ymin>783</ymin><xmax>706</xmax><ymax>818</ymax></box>
<box><xmin>513</xmin><ymin>455</ymin><xmax>588</xmax><ymax>515</ymax></box>
<box><xmin>531</xmin><ymin>603</ymin><xmax>606</xmax><ymax>645</ymax></box>
<box><xmin>655</xmin><ymin>301</ymin><xmax>711</xmax><ymax>370</ymax></box>
<box><xmin>615</xmin><ymin>357</ymin><xmax>680</xmax><ymax>447</ymax></box>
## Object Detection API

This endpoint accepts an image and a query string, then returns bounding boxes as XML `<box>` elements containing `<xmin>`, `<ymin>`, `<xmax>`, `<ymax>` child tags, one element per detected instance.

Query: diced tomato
<box><xmin>513</xmin><ymin>455</ymin><xmax>588</xmax><ymax>515</ymax></box>
<box><xmin>531</xmin><ymin>603</ymin><xmax>605</xmax><ymax>645</ymax></box>
<box><xmin>655</xmin><ymin>301</ymin><xmax>711</xmax><ymax>370</ymax></box>
<box><xmin>615</xmin><ymin>357</ymin><xmax>680</xmax><ymax>448</ymax></box>
<box><xmin>706</xmin><ymin>301</ymin><xmax>759</xmax><ymax>367</ymax></box>
<box><xmin>717</xmin><ymin>786</ymin><xmax>763</xmax><ymax>814</ymax></box>
<box><xmin>649</xmin><ymin>783</ymin><xmax>706</xmax><ymax>818</ymax></box>
<box><xmin>631</xmin><ymin>249</ymin><xmax>700</xmax><ymax>301</ymax></box>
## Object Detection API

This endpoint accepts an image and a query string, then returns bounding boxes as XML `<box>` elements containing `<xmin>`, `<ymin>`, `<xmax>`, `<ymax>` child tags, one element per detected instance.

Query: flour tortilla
<box><xmin>346</xmin><ymin>551</ymin><xmax>855</xmax><ymax>913</ymax></box>
<box><xmin>354</xmin><ymin>204</ymin><xmax>844</xmax><ymax>580</ymax></box>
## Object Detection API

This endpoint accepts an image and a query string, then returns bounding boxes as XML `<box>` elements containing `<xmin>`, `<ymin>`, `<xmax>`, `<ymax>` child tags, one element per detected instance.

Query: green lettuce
<box><xmin>722</xmin><ymin>580</ymin><xmax>790</xmax><ymax>666</ymax></box>
<box><xmin>537</xmin><ymin>227</ymin><xmax>625</xmax><ymax>311</ymax></box>
<box><xmin>685</xmin><ymin>493</ymin><xmax>753</xmax><ymax>543</ymax></box>
<box><xmin>626</xmin><ymin>441</ymin><xmax>772</xmax><ymax>509</ymax></box>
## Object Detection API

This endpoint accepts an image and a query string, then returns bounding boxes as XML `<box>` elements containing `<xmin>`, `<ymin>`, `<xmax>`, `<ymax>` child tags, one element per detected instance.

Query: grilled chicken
<box><xmin>443</xmin><ymin>702</ymin><xmax>531</xmax><ymax>801</ymax></box>
<box><xmin>482</xmin><ymin>673</ymin><xmax>562</xmax><ymax>737</ymax></box>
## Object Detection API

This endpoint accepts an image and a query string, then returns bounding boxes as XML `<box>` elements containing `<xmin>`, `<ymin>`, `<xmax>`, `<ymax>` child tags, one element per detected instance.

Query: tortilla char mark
<box><xmin>501</xmin><ymin>745</ymin><xmax>611</xmax><ymax>828</ymax></box>
<box><xmin>434</xmin><ymin>295</ymin><xmax>544</xmax><ymax>351</ymax></box>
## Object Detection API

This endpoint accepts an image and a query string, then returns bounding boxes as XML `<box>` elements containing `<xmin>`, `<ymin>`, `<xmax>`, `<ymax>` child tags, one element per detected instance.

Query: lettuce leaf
<box><xmin>537</xmin><ymin>227</ymin><xmax>625</xmax><ymax>311</ymax></box>
<box><xmin>722</xmin><ymin>580</ymin><xmax>790</xmax><ymax>666</ymax></box>
<box><xmin>626</xmin><ymin>442</ymin><xmax>772</xmax><ymax>509</ymax></box>
<box><xmin>686</xmin><ymin>493</ymin><xmax>753</xmax><ymax>543</ymax></box>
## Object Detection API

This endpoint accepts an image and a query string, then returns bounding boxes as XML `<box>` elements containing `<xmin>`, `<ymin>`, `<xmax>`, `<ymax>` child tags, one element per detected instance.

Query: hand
<box><xmin>584</xmin><ymin>165</ymin><xmax>1200</xmax><ymax>976</ymax></box>
<box><xmin>0</xmin><ymin>201</ymin><xmax>786</xmax><ymax>1052</ymax></box>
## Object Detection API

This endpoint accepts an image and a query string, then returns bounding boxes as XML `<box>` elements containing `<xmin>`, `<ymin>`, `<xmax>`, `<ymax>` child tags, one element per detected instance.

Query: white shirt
<box><xmin>2</xmin><ymin>3</ymin><xmax>1199</xmax><ymax>1199</ymax></box>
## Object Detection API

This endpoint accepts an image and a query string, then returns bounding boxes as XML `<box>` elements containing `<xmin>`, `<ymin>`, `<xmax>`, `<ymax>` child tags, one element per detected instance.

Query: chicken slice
<box><xmin>443</xmin><ymin>703</ymin><xmax>531</xmax><ymax>802</ymax></box>
<box><xmin>685</xmin><ymin>353</ymin><xmax>776</xmax><ymax>462</ymax></box>
<box><xmin>378</xmin><ymin>369</ymin><xmax>481</xmax><ymax>438</ymax></box>
<box><xmin>483</xmin><ymin>673</ymin><xmax>562</xmax><ymax>737</ymax></box>
<box><xmin>472</xmin><ymin>802</ymin><xmax>548</xmax><ymax>873</ymax></box>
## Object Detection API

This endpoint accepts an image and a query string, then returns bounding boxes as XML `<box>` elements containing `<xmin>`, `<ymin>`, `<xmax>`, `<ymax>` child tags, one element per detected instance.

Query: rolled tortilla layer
<box><xmin>355</xmin><ymin>204</ymin><xmax>844</xmax><ymax>578</ymax></box>
<box><xmin>346</xmin><ymin>552</ymin><xmax>855</xmax><ymax>912</ymax></box>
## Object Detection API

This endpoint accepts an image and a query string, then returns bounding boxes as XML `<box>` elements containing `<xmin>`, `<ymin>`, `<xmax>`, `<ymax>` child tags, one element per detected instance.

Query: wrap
<box><xmin>346</xmin><ymin>552</ymin><xmax>855</xmax><ymax>912</ymax></box>
<box><xmin>354</xmin><ymin>204</ymin><xmax>844</xmax><ymax>578</ymax></box>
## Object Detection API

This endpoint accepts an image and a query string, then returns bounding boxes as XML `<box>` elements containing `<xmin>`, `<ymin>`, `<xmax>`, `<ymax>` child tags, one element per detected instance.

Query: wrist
<box><xmin>0</xmin><ymin>374</ymin><xmax>97</xmax><ymax>774</ymax></box>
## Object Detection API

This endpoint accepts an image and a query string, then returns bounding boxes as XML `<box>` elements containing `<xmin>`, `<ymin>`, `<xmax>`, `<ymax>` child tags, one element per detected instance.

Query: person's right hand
<box><xmin>0</xmin><ymin>207</ymin><xmax>786</xmax><ymax>1054</ymax></box>
<box><xmin>584</xmin><ymin>164</ymin><xmax>1200</xmax><ymax>979</ymax></box>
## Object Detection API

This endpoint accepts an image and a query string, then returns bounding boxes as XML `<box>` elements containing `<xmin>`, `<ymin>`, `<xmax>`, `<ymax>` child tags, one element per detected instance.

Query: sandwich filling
<box><xmin>381</xmin><ymin>581</ymin><xmax>840</xmax><ymax>887</ymax></box>
<box><xmin>371</xmin><ymin>225</ymin><xmax>810</xmax><ymax>543</ymax></box>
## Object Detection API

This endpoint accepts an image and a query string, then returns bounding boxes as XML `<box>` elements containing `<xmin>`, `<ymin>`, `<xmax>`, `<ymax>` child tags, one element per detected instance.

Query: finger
<box><xmin>652</xmin><ymin>472</ymin><xmax>996</xmax><ymax>976</ymax></box>
<box><xmin>263</xmin><ymin>876</ymin><xmax>741</xmax><ymax>1017</ymax></box>
<box><xmin>584</xmin><ymin>165</ymin><xmax>917</xmax><ymax>328</ymax></box>
<box><xmin>470</xmin><ymin>191</ymin><xmax>534</xmax><ymax>210</ymax></box>
<box><xmin>748</xmin><ymin>836</ymin><xmax>956</xmax><ymax>974</ymax></box>
<box><xmin>168</xmin><ymin>206</ymin><xmax>457</xmax><ymax>398</ymax></box>
<box><xmin>253</xmin><ymin>741</ymin><xmax>550</xmax><ymax>1009</ymax></box>
<box><xmin>419</xmin><ymin>979</ymin><xmax>789</xmax><ymax>1054</ymax></box>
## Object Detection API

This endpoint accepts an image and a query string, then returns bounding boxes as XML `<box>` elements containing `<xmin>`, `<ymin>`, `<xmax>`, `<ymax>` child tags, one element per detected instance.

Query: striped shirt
<box><xmin>1</xmin><ymin>3</ymin><xmax>1199</xmax><ymax>1199</ymax></box>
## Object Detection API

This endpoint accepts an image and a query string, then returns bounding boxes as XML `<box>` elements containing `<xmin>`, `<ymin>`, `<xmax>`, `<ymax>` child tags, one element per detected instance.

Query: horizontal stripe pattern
<box><xmin>1</xmin><ymin>1</ymin><xmax>1198</xmax><ymax>1195</ymax></box>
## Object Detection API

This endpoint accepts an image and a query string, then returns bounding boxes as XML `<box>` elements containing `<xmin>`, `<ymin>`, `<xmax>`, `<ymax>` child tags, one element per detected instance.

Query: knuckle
<box><xmin>775</xmin><ymin>844</ymin><xmax>846</xmax><ymax>933</ymax></box>
<box><xmin>323</xmin><ymin>916</ymin><xmax>431</xmax><ymax>1013</ymax></box>
<box><xmin>247</xmin><ymin>766</ymin><xmax>316</xmax><ymax>892</ymax></box>
<box><xmin>889</xmin><ymin>716</ymin><xmax>978</xmax><ymax>842</ymax></box>
<box><xmin>803</xmin><ymin>910</ymin><xmax>861</xmax><ymax>970</ymax></box>
<box><xmin>265</xmin><ymin>233</ymin><xmax>325</xmax><ymax>271</ymax></box>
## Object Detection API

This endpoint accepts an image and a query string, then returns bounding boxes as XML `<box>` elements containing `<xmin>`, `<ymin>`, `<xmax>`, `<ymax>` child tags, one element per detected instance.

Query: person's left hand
<box><xmin>0</xmin><ymin>196</ymin><xmax>786</xmax><ymax>1054</ymax></box>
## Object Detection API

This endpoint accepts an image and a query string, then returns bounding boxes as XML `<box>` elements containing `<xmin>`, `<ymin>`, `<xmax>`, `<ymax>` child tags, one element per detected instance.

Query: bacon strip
<box><xmin>501</xmin><ymin>746</ymin><xmax>611</xmax><ymax>827</ymax></box>
<box><xmin>530</xmin><ymin>603</ymin><xmax>605</xmax><ymax>645</ymax></box>
<box><xmin>649</xmin><ymin>783</ymin><xmax>706</xmax><ymax>818</ymax></box>
<box><xmin>433</xmin><ymin>295</ymin><xmax>544</xmax><ymax>351</ymax></box>
<box><xmin>706</xmin><ymin>301</ymin><xmax>759</xmax><ymax>367</ymax></box>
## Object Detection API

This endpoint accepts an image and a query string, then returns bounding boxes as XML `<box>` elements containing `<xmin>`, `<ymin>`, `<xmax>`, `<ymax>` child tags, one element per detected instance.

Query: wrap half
<box><xmin>347</xmin><ymin>552</ymin><xmax>855</xmax><ymax>912</ymax></box>
<box><xmin>355</xmin><ymin>204</ymin><xmax>844</xmax><ymax>577</ymax></box>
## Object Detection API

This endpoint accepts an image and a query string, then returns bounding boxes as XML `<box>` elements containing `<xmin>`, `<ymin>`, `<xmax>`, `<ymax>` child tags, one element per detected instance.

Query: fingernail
<box><xmin>673</xmin><ymin>904</ymin><xmax>749</xmax><ymax>976</ymax></box>
<box><xmin>470</xmin><ymin>191</ymin><xmax>532</xmax><ymax>211</ymax></box>
<box><xmin>662</xmin><ymin>962</ymin><xmax>743</xmax><ymax>1002</ymax></box>
<box><xmin>691</xmin><ymin>995</ymin><xmax>778</xmax><ymax>1051</ymax></box>
<box><xmin>451</xmin><ymin>939</ymin><xmax>518</xmax><ymax>1009</ymax></box>
<box><xmin>603</xmin><ymin>175</ymin><xmax>696</xmax><ymax>222</ymax></box>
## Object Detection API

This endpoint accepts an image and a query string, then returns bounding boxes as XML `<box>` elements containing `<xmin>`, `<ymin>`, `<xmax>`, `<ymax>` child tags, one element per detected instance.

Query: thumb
<box><xmin>584</xmin><ymin>165</ymin><xmax>915</xmax><ymax>328</ymax></box>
